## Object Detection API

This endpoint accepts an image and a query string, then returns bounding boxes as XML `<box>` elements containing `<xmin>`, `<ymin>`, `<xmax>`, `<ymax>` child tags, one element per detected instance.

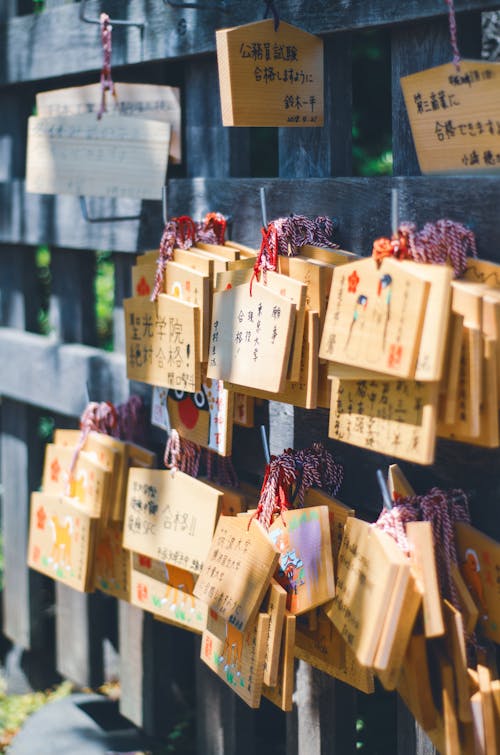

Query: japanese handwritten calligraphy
<box><xmin>123</xmin><ymin>468</ymin><xmax>223</xmax><ymax>573</ymax></box>
<box><xmin>401</xmin><ymin>60</ymin><xmax>500</xmax><ymax>174</ymax></box>
<box><xmin>328</xmin><ymin>377</ymin><xmax>439</xmax><ymax>465</ymax></box>
<box><xmin>207</xmin><ymin>281</ymin><xmax>296</xmax><ymax>393</ymax></box>
<box><xmin>36</xmin><ymin>83</ymin><xmax>181</xmax><ymax>163</ymax></box>
<box><xmin>26</xmin><ymin>114</ymin><xmax>171</xmax><ymax>199</ymax></box>
<box><xmin>217</xmin><ymin>19</ymin><xmax>323</xmax><ymax>127</ymax></box>
<box><xmin>194</xmin><ymin>516</ymin><xmax>279</xmax><ymax>632</ymax></box>
<box><xmin>124</xmin><ymin>294</ymin><xmax>201</xmax><ymax>392</ymax></box>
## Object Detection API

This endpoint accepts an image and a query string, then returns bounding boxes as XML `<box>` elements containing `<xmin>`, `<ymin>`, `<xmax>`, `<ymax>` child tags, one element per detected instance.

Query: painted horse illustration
<box><xmin>48</xmin><ymin>515</ymin><xmax>73</xmax><ymax>571</ymax></box>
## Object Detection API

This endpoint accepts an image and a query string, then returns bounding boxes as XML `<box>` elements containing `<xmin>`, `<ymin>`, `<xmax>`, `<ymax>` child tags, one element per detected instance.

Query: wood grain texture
<box><xmin>391</xmin><ymin>13</ymin><xmax>482</xmax><ymax>176</ymax></box>
<box><xmin>0</xmin><ymin>327</ymin><xmax>129</xmax><ymax>414</ymax></box>
<box><xmin>0</xmin><ymin>2</ymin><xmax>496</xmax><ymax>85</ymax></box>
<box><xmin>8</xmin><ymin>175</ymin><xmax>500</xmax><ymax>253</ymax></box>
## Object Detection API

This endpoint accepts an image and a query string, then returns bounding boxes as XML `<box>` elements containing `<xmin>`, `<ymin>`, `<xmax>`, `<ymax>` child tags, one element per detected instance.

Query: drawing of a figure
<box><xmin>161</xmin><ymin>564</ymin><xmax>196</xmax><ymax>612</ymax></box>
<box><xmin>218</xmin><ymin>622</ymin><xmax>244</xmax><ymax>677</ymax></box>
<box><xmin>366</xmin><ymin>274</ymin><xmax>393</xmax><ymax>362</ymax></box>
<box><xmin>345</xmin><ymin>294</ymin><xmax>368</xmax><ymax>359</ymax></box>
<box><xmin>461</xmin><ymin>548</ymin><xmax>488</xmax><ymax>619</ymax></box>
<box><xmin>48</xmin><ymin>515</ymin><xmax>73</xmax><ymax>571</ymax></box>
<box><xmin>166</xmin><ymin>386</ymin><xmax>211</xmax><ymax>444</ymax></box>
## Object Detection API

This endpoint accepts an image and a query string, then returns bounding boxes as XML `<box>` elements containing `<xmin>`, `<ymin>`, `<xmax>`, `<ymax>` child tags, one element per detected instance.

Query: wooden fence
<box><xmin>1</xmin><ymin>1</ymin><xmax>500</xmax><ymax>753</ymax></box>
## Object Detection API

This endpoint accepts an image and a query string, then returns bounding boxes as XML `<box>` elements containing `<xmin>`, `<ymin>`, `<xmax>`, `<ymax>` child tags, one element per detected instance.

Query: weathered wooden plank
<box><xmin>168</xmin><ymin>176</ymin><xmax>500</xmax><ymax>256</ymax></box>
<box><xmin>6</xmin><ymin>175</ymin><xmax>500</xmax><ymax>254</ymax></box>
<box><xmin>0</xmin><ymin>2</ymin><xmax>499</xmax><ymax>85</ymax></box>
<box><xmin>194</xmin><ymin>636</ymin><xmax>257</xmax><ymax>755</ymax></box>
<box><xmin>184</xmin><ymin>55</ymin><xmax>251</xmax><ymax>179</ymax></box>
<box><xmin>397</xmin><ymin>697</ymin><xmax>437</xmax><ymax>755</ymax></box>
<box><xmin>1</xmin><ymin>399</ymin><xmax>47</xmax><ymax>650</ymax></box>
<box><xmin>55</xmin><ymin>586</ymin><xmax>109</xmax><ymax>688</ymax></box>
<box><xmin>0</xmin><ymin>328</ymin><xmax>128</xmax><ymax>414</ymax></box>
<box><xmin>392</xmin><ymin>13</ymin><xmax>483</xmax><ymax>176</ymax></box>
<box><xmin>119</xmin><ymin>602</ymin><xmax>194</xmax><ymax>737</ymax></box>
<box><xmin>113</xmin><ymin>253</ymin><xmax>134</xmax><ymax>354</ymax></box>
<box><xmin>0</xmin><ymin>246</ymin><xmax>39</xmax><ymax>333</ymax></box>
<box><xmin>0</xmin><ymin>184</ymin><xmax>159</xmax><ymax>252</ymax></box>
<box><xmin>49</xmin><ymin>248</ymin><xmax>97</xmax><ymax>345</ymax></box>
<box><xmin>278</xmin><ymin>34</ymin><xmax>352</xmax><ymax>178</ymax></box>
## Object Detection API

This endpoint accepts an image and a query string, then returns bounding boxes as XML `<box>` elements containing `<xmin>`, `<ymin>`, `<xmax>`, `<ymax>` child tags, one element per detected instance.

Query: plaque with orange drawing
<box><xmin>28</xmin><ymin>492</ymin><xmax>96</xmax><ymax>592</ymax></box>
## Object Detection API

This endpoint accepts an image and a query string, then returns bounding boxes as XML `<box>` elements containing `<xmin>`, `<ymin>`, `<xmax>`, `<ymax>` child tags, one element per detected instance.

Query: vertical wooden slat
<box><xmin>391</xmin><ymin>13</ymin><xmax>482</xmax><ymax>176</ymax></box>
<box><xmin>278</xmin><ymin>36</ymin><xmax>352</xmax><ymax>178</ymax></box>
<box><xmin>391</xmin><ymin>12</ymin><xmax>482</xmax><ymax>755</ymax></box>
<box><xmin>49</xmin><ymin>248</ymin><xmax>96</xmax><ymax>345</ymax></box>
<box><xmin>182</xmin><ymin>50</ymin><xmax>256</xmax><ymax>754</ymax></box>
<box><xmin>119</xmin><ymin>602</ymin><xmax>195</xmax><ymax>738</ymax></box>
<box><xmin>275</xmin><ymin>29</ymin><xmax>357</xmax><ymax>755</ymax></box>
<box><xmin>113</xmin><ymin>252</ymin><xmax>133</xmax><ymax>355</ymax></box>
<box><xmin>51</xmin><ymin>246</ymin><xmax>108</xmax><ymax>687</ymax></box>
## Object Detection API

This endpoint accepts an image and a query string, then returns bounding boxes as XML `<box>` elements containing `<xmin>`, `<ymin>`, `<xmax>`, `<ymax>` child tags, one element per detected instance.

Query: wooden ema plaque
<box><xmin>151</xmin><ymin>378</ymin><xmax>234</xmax><ymax>456</ymax></box>
<box><xmin>201</xmin><ymin>609</ymin><xmax>270</xmax><ymax>708</ymax></box>
<box><xmin>233</xmin><ymin>392</ymin><xmax>255</xmax><ymax>427</ymax></box>
<box><xmin>130</xmin><ymin>554</ymin><xmax>207</xmax><ymax>634</ymax></box>
<box><xmin>42</xmin><ymin>443</ymin><xmax>111</xmax><ymax>518</ymax></box>
<box><xmin>207</xmin><ymin>281</ymin><xmax>296</xmax><ymax>394</ymax></box>
<box><xmin>262</xmin><ymin>612</ymin><xmax>296</xmax><ymax>711</ymax></box>
<box><xmin>123</xmin><ymin>468</ymin><xmax>223</xmax><ymax>574</ymax></box>
<box><xmin>294</xmin><ymin>609</ymin><xmax>374</xmax><ymax>694</ymax></box>
<box><xmin>194</xmin><ymin>516</ymin><xmax>279</xmax><ymax>632</ymax></box>
<box><xmin>303</xmin><ymin>488</ymin><xmax>354</xmax><ymax>570</ymax></box>
<box><xmin>124</xmin><ymin>294</ymin><xmax>201</xmax><ymax>392</ymax></box>
<box><xmin>455</xmin><ymin>522</ymin><xmax>500</xmax><ymax>644</ymax></box>
<box><xmin>265</xmin><ymin>271</ymin><xmax>307</xmax><ymax>382</ymax></box>
<box><xmin>326</xmin><ymin>518</ymin><xmax>414</xmax><ymax>670</ymax></box>
<box><xmin>36</xmin><ymin>82</ymin><xmax>181</xmax><ymax>163</ymax></box>
<box><xmin>164</xmin><ymin>261</ymin><xmax>211</xmax><ymax>362</ymax></box>
<box><xmin>267</xmin><ymin>506</ymin><xmax>335</xmax><ymax>615</ymax></box>
<box><xmin>401</xmin><ymin>60</ymin><xmax>500</xmax><ymax>174</ymax></box>
<box><xmin>397</xmin><ymin>633</ymin><xmax>441</xmax><ymax>738</ymax></box>
<box><xmin>94</xmin><ymin>521</ymin><xmax>130</xmax><ymax>602</ymax></box>
<box><xmin>319</xmin><ymin>258</ymin><xmax>429</xmax><ymax>379</ymax></box>
<box><xmin>223</xmin><ymin>309</ymin><xmax>319</xmax><ymax>409</ymax></box>
<box><xmin>26</xmin><ymin>114</ymin><xmax>170</xmax><ymax>199</ymax></box>
<box><xmin>132</xmin><ymin>263</ymin><xmax>155</xmax><ymax>299</ymax></box>
<box><xmin>262</xmin><ymin>580</ymin><xmax>287</xmax><ymax>688</ymax></box>
<box><xmin>216</xmin><ymin>19</ymin><xmax>323</xmax><ymax>127</ymax></box>
<box><xmin>28</xmin><ymin>492</ymin><xmax>96</xmax><ymax>592</ymax></box>
<box><xmin>328</xmin><ymin>377</ymin><xmax>439</xmax><ymax>464</ymax></box>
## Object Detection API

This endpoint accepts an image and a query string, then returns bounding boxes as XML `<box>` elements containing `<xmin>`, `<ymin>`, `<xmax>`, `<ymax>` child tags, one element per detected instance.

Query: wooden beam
<box><xmin>0</xmin><ymin>2</ymin><xmax>498</xmax><ymax>85</ymax></box>
<box><xmin>0</xmin><ymin>328</ymin><xmax>129</xmax><ymax>415</ymax></box>
<box><xmin>5</xmin><ymin>175</ymin><xmax>500</xmax><ymax>255</ymax></box>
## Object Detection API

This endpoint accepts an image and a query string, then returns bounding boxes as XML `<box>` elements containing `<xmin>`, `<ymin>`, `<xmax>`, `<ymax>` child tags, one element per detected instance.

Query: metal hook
<box><xmin>260</xmin><ymin>425</ymin><xmax>271</xmax><ymax>465</ymax></box>
<box><xmin>162</xmin><ymin>186</ymin><xmax>168</xmax><ymax>226</ymax></box>
<box><xmin>391</xmin><ymin>187</ymin><xmax>399</xmax><ymax>238</ymax></box>
<box><xmin>376</xmin><ymin>468</ymin><xmax>393</xmax><ymax>511</ymax></box>
<box><xmin>164</xmin><ymin>0</ymin><xmax>227</xmax><ymax>10</ymax></box>
<box><xmin>79</xmin><ymin>196</ymin><xmax>143</xmax><ymax>224</ymax></box>
<box><xmin>260</xmin><ymin>186</ymin><xmax>268</xmax><ymax>229</ymax></box>
<box><xmin>79</xmin><ymin>0</ymin><xmax>146</xmax><ymax>30</ymax></box>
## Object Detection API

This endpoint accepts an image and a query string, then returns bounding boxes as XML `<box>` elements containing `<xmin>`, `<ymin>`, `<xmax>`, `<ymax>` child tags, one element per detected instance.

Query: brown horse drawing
<box><xmin>162</xmin><ymin>565</ymin><xmax>196</xmax><ymax>609</ymax></box>
<box><xmin>49</xmin><ymin>515</ymin><xmax>73</xmax><ymax>571</ymax></box>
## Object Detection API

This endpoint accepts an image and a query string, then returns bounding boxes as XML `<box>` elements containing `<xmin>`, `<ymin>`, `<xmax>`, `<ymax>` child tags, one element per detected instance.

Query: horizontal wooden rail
<box><xmin>2</xmin><ymin>176</ymin><xmax>500</xmax><ymax>256</ymax></box>
<box><xmin>0</xmin><ymin>0</ymin><xmax>499</xmax><ymax>85</ymax></box>
<box><xmin>0</xmin><ymin>328</ymin><xmax>129</xmax><ymax>414</ymax></box>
